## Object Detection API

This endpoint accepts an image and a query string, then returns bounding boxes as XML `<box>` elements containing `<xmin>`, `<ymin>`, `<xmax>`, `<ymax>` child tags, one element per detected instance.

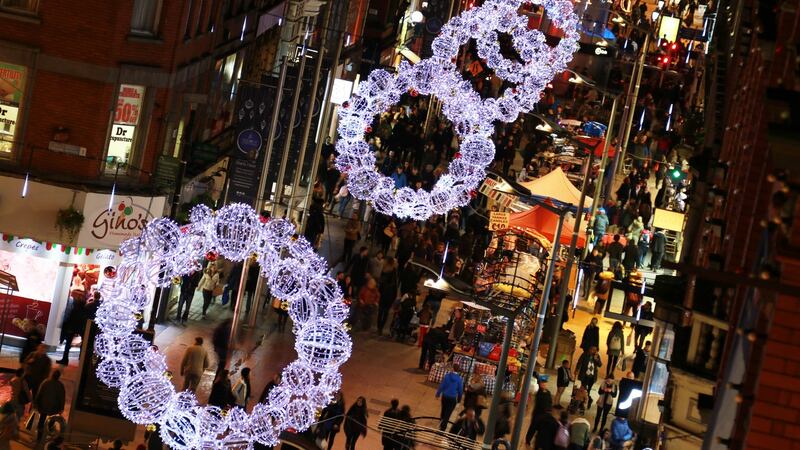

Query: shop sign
<box><xmin>489</xmin><ymin>211</ymin><xmax>511</xmax><ymax>231</ymax></box>
<box><xmin>479</xmin><ymin>178</ymin><xmax>499</xmax><ymax>195</ymax></box>
<box><xmin>77</xmin><ymin>194</ymin><xmax>167</xmax><ymax>249</ymax></box>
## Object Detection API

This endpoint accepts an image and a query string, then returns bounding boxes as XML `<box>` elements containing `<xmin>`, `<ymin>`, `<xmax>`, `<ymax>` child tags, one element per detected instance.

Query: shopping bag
<box><xmin>221</xmin><ymin>288</ymin><xmax>231</xmax><ymax>305</ymax></box>
<box><xmin>427</xmin><ymin>363</ymin><xmax>447</xmax><ymax>384</ymax></box>
<box><xmin>24</xmin><ymin>410</ymin><xmax>40</xmax><ymax>432</ymax></box>
<box><xmin>477</xmin><ymin>342</ymin><xmax>494</xmax><ymax>358</ymax></box>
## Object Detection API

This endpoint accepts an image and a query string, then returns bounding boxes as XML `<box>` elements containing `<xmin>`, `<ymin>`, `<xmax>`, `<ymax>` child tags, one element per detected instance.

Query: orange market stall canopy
<box><xmin>574</xmin><ymin>135</ymin><xmax>617</xmax><ymax>158</ymax></box>
<box><xmin>517</xmin><ymin>167</ymin><xmax>594</xmax><ymax>210</ymax></box>
<box><xmin>502</xmin><ymin>200</ymin><xmax>588</xmax><ymax>248</ymax></box>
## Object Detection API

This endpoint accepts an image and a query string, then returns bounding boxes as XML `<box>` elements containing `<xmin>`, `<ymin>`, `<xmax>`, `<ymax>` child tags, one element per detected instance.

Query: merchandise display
<box><xmin>93</xmin><ymin>204</ymin><xmax>351</xmax><ymax>449</ymax></box>
<box><xmin>336</xmin><ymin>0</ymin><xmax>579</xmax><ymax>220</ymax></box>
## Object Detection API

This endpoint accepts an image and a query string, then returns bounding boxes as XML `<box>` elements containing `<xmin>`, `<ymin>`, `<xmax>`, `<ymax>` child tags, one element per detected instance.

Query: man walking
<box><xmin>177</xmin><ymin>270</ymin><xmax>202</xmax><ymax>324</ymax></box>
<box><xmin>555</xmin><ymin>359</ymin><xmax>573</xmax><ymax>406</ymax></box>
<box><xmin>435</xmin><ymin>371</ymin><xmax>463</xmax><ymax>431</ymax></box>
<box><xmin>574</xmin><ymin>346</ymin><xmax>602</xmax><ymax>407</ymax></box>
<box><xmin>181</xmin><ymin>337</ymin><xmax>210</xmax><ymax>392</ymax></box>
<box><xmin>607</xmin><ymin>235</ymin><xmax>624</xmax><ymax>271</ymax></box>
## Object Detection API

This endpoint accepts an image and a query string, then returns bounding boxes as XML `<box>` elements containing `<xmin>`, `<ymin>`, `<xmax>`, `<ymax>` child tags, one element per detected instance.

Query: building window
<box><xmin>0</xmin><ymin>61</ymin><xmax>27</xmax><ymax>156</ymax></box>
<box><xmin>106</xmin><ymin>84</ymin><xmax>146</xmax><ymax>172</ymax></box>
<box><xmin>130</xmin><ymin>0</ymin><xmax>160</xmax><ymax>35</ymax></box>
<box><xmin>0</xmin><ymin>0</ymin><xmax>38</xmax><ymax>13</ymax></box>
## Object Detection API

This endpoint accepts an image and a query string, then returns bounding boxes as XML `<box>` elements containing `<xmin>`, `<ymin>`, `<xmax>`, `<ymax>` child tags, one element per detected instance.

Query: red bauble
<box><xmin>342</xmin><ymin>101</ymin><xmax>349</xmax><ymax>108</ymax></box>
<box><xmin>454</xmin><ymin>152</ymin><xmax>462</xmax><ymax>159</ymax></box>
<box><xmin>470</xmin><ymin>190</ymin><xmax>477</xmax><ymax>199</ymax></box>
<box><xmin>205</xmin><ymin>251</ymin><xmax>218</xmax><ymax>261</ymax></box>
<box><xmin>103</xmin><ymin>266</ymin><xmax>117</xmax><ymax>279</ymax></box>
<box><xmin>365</xmin><ymin>125</ymin><xmax>372</xmax><ymax>133</ymax></box>
<box><xmin>409</xmin><ymin>89</ymin><xmax>418</xmax><ymax>97</ymax></box>
<box><xmin>259</xmin><ymin>215</ymin><xmax>269</xmax><ymax>224</ymax></box>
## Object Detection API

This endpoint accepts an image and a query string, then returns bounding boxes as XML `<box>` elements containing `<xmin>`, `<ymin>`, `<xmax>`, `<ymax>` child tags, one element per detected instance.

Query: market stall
<box><xmin>518</xmin><ymin>167</ymin><xmax>594</xmax><ymax>211</ymax></box>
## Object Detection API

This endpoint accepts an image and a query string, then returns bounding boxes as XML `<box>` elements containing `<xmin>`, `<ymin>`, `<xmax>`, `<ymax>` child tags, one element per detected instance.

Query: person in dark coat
<box><xmin>318</xmin><ymin>391</ymin><xmax>345</xmax><ymax>450</ymax></box>
<box><xmin>635</xmin><ymin>302</ymin><xmax>654</xmax><ymax>347</ymax></box>
<box><xmin>244</xmin><ymin>264</ymin><xmax>259</xmax><ymax>315</ymax></box>
<box><xmin>377</xmin><ymin>258</ymin><xmax>399</xmax><ymax>335</ymax></box>
<box><xmin>380</xmin><ymin>398</ymin><xmax>400</xmax><ymax>449</ymax></box>
<box><xmin>208</xmin><ymin>369</ymin><xmax>235</xmax><ymax>408</ymax></box>
<box><xmin>632</xmin><ymin>341</ymin><xmax>651</xmax><ymax>379</ymax></box>
<box><xmin>212</xmin><ymin>318</ymin><xmax>232</xmax><ymax>370</ymax></box>
<box><xmin>177</xmin><ymin>270</ymin><xmax>202</xmax><ymax>324</ymax></box>
<box><xmin>57</xmin><ymin>298</ymin><xmax>89</xmax><ymax>365</ymax></box>
<box><xmin>419</xmin><ymin>326</ymin><xmax>448</xmax><ymax>370</ymax></box>
<box><xmin>606</xmin><ymin>235</ymin><xmax>624</xmax><ymax>270</ymax></box>
<box><xmin>303</xmin><ymin>200</ymin><xmax>326</xmax><ymax>249</ymax></box>
<box><xmin>347</xmin><ymin>247</ymin><xmax>370</xmax><ymax>293</ymax></box>
<box><xmin>580</xmin><ymin>318</ymin><xmax>601</xmax><ymax>352</ymax></box>
<box><xmin>24</xmin><ymin>344</ymin><xmax>51</xmax><ymax>399</ymax></box>
<box><xmin>33</xmin><ymin>369</ymin><xmax>65</xmax><ymax>439</ymax></box>
<box><xmin>525</xmin><ymin>378</ymin><xmax>553</xmax><ymax>444</ymax></box>
<box><xmin>621</xmin><ymin>240</ymin><xmax>640</xmax><ymax>274</ymax></box>
<box><xmin>525</xmin><ymin>407</ymin><xmax>559</xmax><ymax>450</ymax></box>
<box><xmin>344</xmin><ymin>397</ymin><xmax>368</xmax><ymax>450</ymax></box>
<box><xmin>649</xmin><ymin>229</ymin><xmax>667</xmax><ymax>270</ymax></box>
<box><xmin>450</xmin><ymin>408</ymin><xmax>485</xmax><ymax>440</ymax></box>
<box><xmin>19</xmin><ymin>326</ymin><xmax>43</xmax><ymax>365</ymax></box>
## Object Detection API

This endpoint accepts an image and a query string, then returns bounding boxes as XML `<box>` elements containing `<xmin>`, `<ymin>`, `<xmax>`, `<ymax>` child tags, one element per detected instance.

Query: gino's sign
<box><xmin>77</xmin><ymin>194</ymin><xmax>166</xmax><ymax>248</ymax></box>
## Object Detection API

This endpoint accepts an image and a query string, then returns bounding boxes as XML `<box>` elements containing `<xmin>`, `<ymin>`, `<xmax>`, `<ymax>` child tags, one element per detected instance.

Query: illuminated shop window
<box><xmin>0</xmin><ymin>61</ymin><xmax>26</xmax><ymax>156</ymax></box>
<box><xmin>106</xmin><ymin>84</ymin><xmax>146</xmax><ymax>172</ymax></box>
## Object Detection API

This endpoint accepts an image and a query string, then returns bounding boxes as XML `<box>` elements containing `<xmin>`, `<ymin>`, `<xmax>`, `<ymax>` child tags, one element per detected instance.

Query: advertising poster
<box><xmin>0</xmin><ymin>249</ymin><xmax>58</xmax><ymax>338</ymax></box>
<box><xmin>70</xmin><ymin>264</ymin><xmax>101</xmax><ymax>302</ymax></box>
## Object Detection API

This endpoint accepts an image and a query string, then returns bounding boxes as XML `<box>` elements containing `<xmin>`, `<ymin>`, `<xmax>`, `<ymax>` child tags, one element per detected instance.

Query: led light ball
<box><xmin>325</xmin><ymin>299</ymin><xmax>350</xmax><ymax>323</ymax></box>
<box><xmin>282</xmin><ymin>362</ymin><xmax>315</xmax><ymax>395</ymax></box>
<box><xmin>263</xmin><ymin>219</ymin><xmax>295</xmax><ymax>248</ymax></box>
<box><xmin>95</xmin><ymin>301</ymin><xmax>138</xmax><ymax>336</ymax></box>
<box><xmin>268</xmin><ymin>262</ymin><xmax>307</xmax><ymax>299</ymax></box>
<box><xmin>96</xmin><ymin>358</ymin><xmax>129</xmax><ymax>388</ymax></box>
<box><xmin>142</xmin><ymin>218</ymin><xmax>182</xmax><ymax>257</ymax></box>
<box><xmin>249</xmin><ymin>405</ymin><xmax>282</xmax><ymax>447</ymax></box>
<box><xmin>118</xmin><ymin>372</ymin><xmax>176</xmax><ymax>424</ymax></box>
<box><xmin>295</xmin><ymin>320</ymin><xmax>352</xmax><ymax>373</ymax></box>
<box><xmin>288</xmin><ymin>294</ymin><xmax>317</xmax><ymax>326</ymax></box>
<box><xmin>212</xmin><ymin>204</ymin><xmax>260</xmax><ymax>260</ymax></box>
<box><xmin>285</xmin><ymin>399</ymin><xmax>316</xmax><ymax>431</ymax></box>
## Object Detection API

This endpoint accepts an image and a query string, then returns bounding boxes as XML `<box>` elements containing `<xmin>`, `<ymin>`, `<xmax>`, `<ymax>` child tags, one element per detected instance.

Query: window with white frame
<box><xmin>0</xmin><ymin>0</ymin><xmax>38</xmax><ymax>13</ymax></box>
<box><xmin>131</xmin><ymin>0</ymin><xmax>161</xmax><ymax>35</ymax></box>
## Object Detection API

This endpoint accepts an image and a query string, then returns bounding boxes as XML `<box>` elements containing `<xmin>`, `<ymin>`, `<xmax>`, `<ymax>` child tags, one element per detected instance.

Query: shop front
<box><xmin>0</xmin><ymin>175</ymin><xmax>167</xmax><ymax>349</ymax></box>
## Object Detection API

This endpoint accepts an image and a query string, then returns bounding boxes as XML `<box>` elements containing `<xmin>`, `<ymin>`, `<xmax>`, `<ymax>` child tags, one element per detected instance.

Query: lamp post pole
<box><xmin>482</xmin><ymin>314</ymin><xmax>516</xmax><ymax>448</ymax></box>
<box><xmin>510</xmin><ymin>212</ymin><xmax>566</xmax><ymax>450</ymax></box>
<box><xmin>592</xmin><ymin>95</ymin><xmax>619</xmax><ymax>221</ymax></box>
<box><xmin>614</xmin><ymin>31</ymin><xmax>649</xmax><ymax>177</ymax></box>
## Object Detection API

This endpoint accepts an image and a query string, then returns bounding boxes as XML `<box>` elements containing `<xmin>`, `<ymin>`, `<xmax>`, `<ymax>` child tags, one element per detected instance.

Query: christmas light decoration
<box><xmin>336</xmin><ymin>0</ymin><xmax>579</xmax><ymax>219</ymax></box>
<box><xmin>94</xmin><ymin>203</ymin><xmax>352</xmax><ymax>449</ymax></box>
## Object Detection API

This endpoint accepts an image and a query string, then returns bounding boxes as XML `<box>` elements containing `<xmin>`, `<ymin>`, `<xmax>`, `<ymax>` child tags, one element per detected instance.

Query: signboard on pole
<box><xmin>489</xmin><ymin>211</ymin><xmax>511</xmax><ymax>231</ymax></box>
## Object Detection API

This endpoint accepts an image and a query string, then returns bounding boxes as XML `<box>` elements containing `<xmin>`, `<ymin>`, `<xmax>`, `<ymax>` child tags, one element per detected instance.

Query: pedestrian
<box><xmin>606</xmin><ymin>322</ymin><xmax>625</xmax><ymax>377</ymax></box>
<box><xmin>397</xmin><ymin>405</ymin><xmax>415</xmax><ymax>449</ymax></box>
<box><xmin>273</xmin><ymin>296</ymin><xmax>289</xmax><ymax>333</ymax></box>
<box><xmin>568</xmin><ymin>407</ymin><xmax>591</xmax><ymax>450</ymax></box>
<box><xmin>526</xmin><ymin>377</ymin><xmax>553</xmax><ymax>445</ymax></box>
<box><xmin>634</xmin><ymin>302</ymin><xmax>654</xmax><ymax>348</ymax></box>
<box><xmin>649</xmin><ymin>229</ymin><xmax>666</xmax><ymax>270</ymax></box>
<box><xmin>380</xmin><ymin>398</ymin><xmax>400</xmax><ymax>450</ymax></box>
<box><xmin>33</xmin><ymin>369</ymin><xmax>65</xmax><ymax>440</ymax></box>
<box><xmin>592</xmin><ymin>209</ymin><xmax>609</xmax><ymax>245</ymax></box>
<box><xmin>450</xmin><ymin>407</ymin><xmax>485</xmax><ymax>440</ymax></box>
<box><xmin>637</xmin><ymin>229</ymin><xmax>650</xmax><ymax>267</ymax></box>
<box><xmin>493</xmin><ymin>402</ymin><xmax>512</xmax><ymax>440</ymax></box>
<box><xmin>606</xmin><ymin>235</ymin><xmax>624</xmax><ymax>270</ymax></box>
<box><xmin>10</xmin><ymin>368</ymin><xmax>30</xmax><ymax>419</ymax></box>
<box><xmin>303</xmin><ymin>200</ymin><xmax>326</xmax><ymax>248</ymax></box>
<box><xmin>258</xmin><ymin>373</ymin><xmax>281</xmax><ymax>404</ymax></box>
<box><xmin>0</xmin><ymin>402</ymin><xmax>18</xmax><ymax>450</ymax></box>
<box><xmin>368</xmin><ymin>251</ymin><xmax>385</xmax><ymax>282</ymax></box>
<box><xmin>581</xmin><ymin>248</ymin><xmax>603</xmax><ymax>299</ymax></box>
<box><xmin>176</xmin><ymin>270</ymin><xmax>202</xmax><ymax>324</ymax></box>
<box><xmin>435</xmin><ymin>370</ymin><xmax>463</xmax><ymax>431</ymax></box>
<box><xmin>626</xmin><ymin>216</ymin><xmax>643</xmax><ymax>244</ymax></box>
<box><xmin>180</xmin><ymin>337</ymin><xmax>209</xmax><ymax>392</ymax></box>
<box><xmin>357</xmin><ymin>278</ymin><xmax>380</xmax><ymax>331</ymax></box>
<box><xmin>20</xmin><ymin>324</ymin><xmax>43</xmax><ymax>365</ymax></box>
<box><xmin>232</xmin><ymin>367</ymin><xmax>251</xmax><ymax>410</ymax></box>
<box><xmin>580</xmin><ymin>318</ymin><xmax>600</xmax><ymax>352</ymax></box>
<box><xmin>592</xmin><ymin>277</ymin><xmax>611</xmax><ymax>315</ymax></box>
<box><xmin>57</xmin><ymin>297</ymin><xmax>88</xmax><ymax>365</ymax></box>
<box><xmin>344</xmin><ymin>396</ymin><xmax>368</xmax><ymax>450</ymax></box>
<box><xmin>574</xmin><ymin>347</ymin><xmax>602</xmax><ymax>407</ymax></box>
<box><xmin>208</xmin><ymin>369</ymin><xmax>235</xmax><ymax>409</ymax></box>
<box><xmin>588</xmin><ymin>429</ymin><xmax>611</xmax><ymax>450</ymax></box>
<box><xmin>24</xmin><ymin>344</ymin><xmax>51</xmax><ymax>399</ymax></box>
<box><xmin>377</xmin><ymin>257</ymin><xmax>399</xmax><ymax>335</ymax></box>
<box><xmin>343</xmin><ymin>214</ymin><xmax>361</xmax><ymax>264</ymax></box>
<box><xmin>609</xmin><ymin>416</ymin><xmax>634</xmax><ymax>450</ymax></box>
<box><xmin>621</xmin><ymin>240</ymin><xmax>639</xmax><ymax>275</ymax></box>
<box><xmin>555</xmin><ymin>359</ymin><xmax>573</xmax><ymax>406</ymax></box>
<box><xmin>419</xmin><ymin>325</ymin><xmax>447</xmax><ymax>370</ymax></box>
<box><xmin>593</xmin><ymin>377</ymin><xmax>618</xmax><ymax>433</ymax></box>
<box><xmin>199</xmin><ymin>265</ymin><xmax>220</xmax><ymax>319</ymax></box>
<box><xmin>317</xmin><ymin>391</ymin><xmax>345</xmax><ymax>450</ymax></box>
<box><xmin>463</xmin><ymin>373</ymin><xmax>487</xmax><ymax>418</ymax></box>
<box><xmin>554</xmin><ymin>409</ymin><xmax>571</xmax><ymax>450</ymax></box>
<box><xmin>348</xmin><ymin>247</ymin><xmax>370</xmax><ymax>294</ymax></box>
<box><xmin>525</xmin><ymin>407</ymin><xmax>559</xmax><ymax>450</ymax></box>
<box><xmin>632</xmin><ymin>341</ymin><xmax>650</xmax><ymax>379</ymax></box>
<box><xmin>211</xmin><ymin>318</ymin><xmax>232</xmax><ymax>369</ymax></box>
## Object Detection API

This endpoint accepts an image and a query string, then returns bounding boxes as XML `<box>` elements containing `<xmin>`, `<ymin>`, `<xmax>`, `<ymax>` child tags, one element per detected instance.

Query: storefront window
<box><xmin>106</xmin><ymin>84</ymin><xmax>146</xmax><ymax>172</ymax></box>
<box><xmin>0</xmin><ymin>62</ymin><xmax>27</xmax><ymax>156</ymax></box>
<box><xmin>640</xmin><ymin>325</ymin><xmax>675</xmax><ymax>424</ymax></box>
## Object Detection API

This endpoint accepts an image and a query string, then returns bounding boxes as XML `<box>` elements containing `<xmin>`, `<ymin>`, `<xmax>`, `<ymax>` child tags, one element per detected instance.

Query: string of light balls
<box><xmin>335</xmin><ymin>0</ymin><xmax>579</xmax><ymax>220</ymax></box>
<box><xmin>94</xmin><ymin>203</ymin><xmax>352</xmax><ymax>449</ymax></box>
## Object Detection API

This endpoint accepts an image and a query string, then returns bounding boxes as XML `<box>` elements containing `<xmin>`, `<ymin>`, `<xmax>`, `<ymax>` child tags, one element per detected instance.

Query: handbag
<box><xmin>24</xmin><ymin>410</ymin><xmax>40</xmax><ymax>432</ymax></box>
<box><xmin>212</xmin><ymin>285</ymin><xmax>224</xmax><ymax>297</ymax></box>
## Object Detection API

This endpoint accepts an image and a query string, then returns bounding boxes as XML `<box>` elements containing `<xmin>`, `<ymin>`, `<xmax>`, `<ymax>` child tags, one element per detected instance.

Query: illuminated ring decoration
<box><xmin>94</xmin><ymin>203</ymin><xmax>352</xmax><ymax>449</ymax></box>
<box><xmin>336</xmin><ymin>0</ymin><xmax>579</xmax><ymax>220</ymax></box>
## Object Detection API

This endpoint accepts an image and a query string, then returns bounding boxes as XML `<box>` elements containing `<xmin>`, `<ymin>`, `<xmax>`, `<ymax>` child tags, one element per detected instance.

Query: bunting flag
<box><xmin>0</xmin><ymin>232</ymin><xmax>120</xmax><ymax>257</ymax></box>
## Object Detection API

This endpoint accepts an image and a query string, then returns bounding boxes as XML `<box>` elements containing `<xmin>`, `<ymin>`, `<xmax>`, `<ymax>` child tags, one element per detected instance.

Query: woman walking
<box><xmin>199</xmin><ymin>265</ymin><xmax>220</xmax><ymax>319</ymax></box>
<box><xmin>606</xmin><ymin>321</ymin><xmax>625</xmax><ymax>377</ymax></box>
<box><xmin>344</xmin><ymin>396</ymin><xmax>368</xmax><ymax>450</ymax></box>
<box><xmin>232</xmin><ymin>367</ymin><xmax>251</xmax><ymax>410</ymax></box>
<box><xmin>318</xmin><ymin>392</ymin><xmax>345</xmax><ymax>450</ymax></box>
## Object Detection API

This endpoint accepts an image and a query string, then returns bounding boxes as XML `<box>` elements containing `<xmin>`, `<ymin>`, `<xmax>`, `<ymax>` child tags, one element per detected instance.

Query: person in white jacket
<box><xmin>198</xmin><ymin>265</ymin><xmax>220</xmax><ymax>318</ymax></box>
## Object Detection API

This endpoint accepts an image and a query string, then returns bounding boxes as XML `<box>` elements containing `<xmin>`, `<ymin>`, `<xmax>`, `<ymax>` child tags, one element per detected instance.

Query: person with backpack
<box><xmin>593</xmin><ymin>377</ymin><xmax>618</xmax><ymax>433</ymax></box>
<box><xmin>574</xmin><ymin>347</ymin><xmax>602</xmax><ymax>407</ymax></box>
<box><xmin>568</xmin><ymin>407</ymin><xmax>592</xmax><ymax>450</ymax></box>
<box><xmin>554</xmin><ymin>409</ymin><xmax>571</xmax><ymax>450</ymax></box>
<box><xmin>606</xmin><ymin>322</ymin><xmax>625</xmax><ymax>377</ymax></box>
